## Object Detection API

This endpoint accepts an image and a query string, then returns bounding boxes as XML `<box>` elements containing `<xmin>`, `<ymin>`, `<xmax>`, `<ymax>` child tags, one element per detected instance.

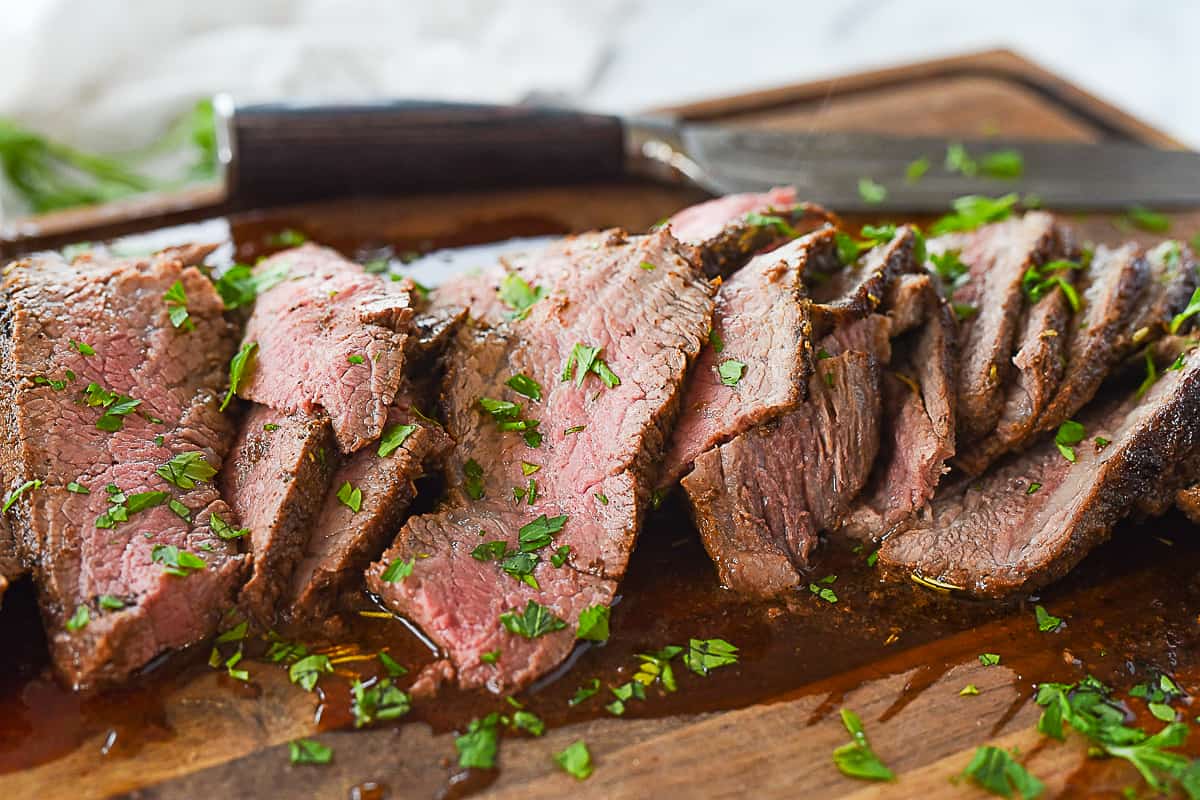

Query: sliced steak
<box><xmin>658</xmin><ymin>229</ymin><xmax>829</xmax><ymax>487</ymax></box>
<box><xmin>683</xmin><ymin>352</ymin><xmax>882</xmax><ymax>595</ymax></box>
<box><xmin>0</xmin><ymin>250</ymin><xmax>244</xmax><ymax>687</ymax></box>
<box><xmin>841</xmin><ymin>284</ymin><xmax>957</xmax><ymax>540</ymax></box>
<box><xmin>1128</xmin><ymin>241</ymin><xmax>1199</xmax><ymax>342</ymax></box>
<box><xmin>238</xmin><ymin>244</ymin><xmax>416</xmax><ymax>453</ymax></box>
<box><xmin>365</xmin><ymin>227</ymin><xmax>712</xmax><ymax>692</ymax></box>
<box><xmin>950</xmin><ymin>212</ymin><xmax>1061</xmax><ymax>443</ymax></box>
<box><xmin>809</xmin><ymin>226</ymin><xmax>921</xmax><ymax>334</ymax></box>
<box><xmin>288</xmin><ymin>409</ymin><xmax>451</xmax><ymax>624</ymax></box>
<box><xmin>955</xmin><ymin>224</ymin><xmax>1078</xmax><ymax>474</ymax></box>
<box><xmin>878</xmin><ymin>347</ymin><xmax>1200</xmax><ymax>597</ymax></box>
<box><xmin>221</xmin><ymin>405</ymin><xmax>335</xmax><ymax>627</ymax></box>
<box><xmin>667</xmin><ymin>187</ymin><xmax>798</xmax><ymax>244</ymax></box>
<box><xmin>1033</xmin><ymin>243</ymin><xmax>1148</xmax><ymax>436</ymax></box>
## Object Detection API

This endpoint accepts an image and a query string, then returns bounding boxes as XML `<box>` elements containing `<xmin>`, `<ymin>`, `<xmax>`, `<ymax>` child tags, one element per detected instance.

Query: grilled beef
<box><xmin>1032</xmin><ymin>243</ymin><xmax>1149</xmax><ymax>436</ymax></box>
<box><xmin>238</xmin><ymin>244</ymin><xmax>417</xmax><ymax>453</ymax></box>
<box><xmin>879</xmin><ymin>347</ymin><xmax>1200</xmax><ymax>597</ymax></box>
<box><xmin>289</xmin><ymin>408</ymin><xmax>451</xmax><ymax>624</ymax></box>
<box><xmin>0</xmin><ymin>250</ymin><xmax>245</xmax><ymax>687</ymax></box>
<box><xmin>365</xmin><ymin>227</ymin><xmax>712</xmax><ymax>692</ymax></box>
<box><xmin>684</xmin><ymin>351</ymin><xmax>881</xmax><ymax>594</ymax></box>
<box><xmin>658</xmin><ymin>229</ymin><xmax>829</xmax><ymax>486</ymax></box>
<box><xmin>949</xmin><ymin>212</ymin><xmax>1062</xmax><ymax>443</ymax></box>
<box><xmin>841</xmin><ymin>279</ymin><xmax>957</xmax><ymax>539</ymax></box>
<box><xmin>221</xmin><ymin>406</ymin><xmax>335</xmax><ymax>626</ymax></box>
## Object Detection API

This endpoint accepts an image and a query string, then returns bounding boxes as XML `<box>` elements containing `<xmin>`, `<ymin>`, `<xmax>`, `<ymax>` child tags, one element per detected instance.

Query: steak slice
<box><xmin>683</xmin><ymin>351</ymin><xmax>882</xmax><ymax>595</ymax></box>
<box><xmin>1179</xmin><ymin>484</ymin><xmax>1200</xmax><ymax>525</ymax></box>
<box><xmin>288</xmin><ymin>408</ymin><xmax>451</xmax><ymax>624</ymax></box>
<box><xmin>221</xmin><ymin>405</ymin><xmax>335</xmax><ymax>627</ymax></box>
<box><xmin>878</xmin><ymin>347</ymin><xmax>1200</xmax><ymax>597</ymax></box>
<box><xmin>1128</xmin><ymin>241</ymin><xmax>1199</xmax><ymax>341</ymax></box>
<box><xmin>366</xmin><ymin>227</ymin><xmax>713</xmax><ymax>692</ymax></box>
<box><xmin>840</xmin><ymin>283</ymin><xmax>958</xmax><ymax>540</ymax></box>
<box><xmin>950</xmin><ymin>212</ymin><xmax>1061</xmax><ymax>443</ymax></box>
<box><xmin>1033</xmin><ymin>243</ymin><xmax>1148</xmax><ymax>436</ymax></box>
<box><xmin>955</xmin><ymin>225</ymin><xmax>1078</xmax><ymax>475</ymax></box>
<box><xmin>667</xmin><ymin>187</ymin><xmax>798</xmax><ymax>244</ymax></box>
<box><xmin>0</xmin><ymin>250</ymin><xmax>245</xmax><ymax>687</ymax></box>
<box><xmin>809</xmin><ymin>226</ymin><xmax>921</xmax><ymax>334</ymax></box>
<box><xmin>238</xmin><ymin>244</ymin><xmax>416</xmax><ymax>453</ymax></box>
<box><xmin>658</xmin><ymin>229</ymin><xmax>830</xmax><ymax>487</ymax></box>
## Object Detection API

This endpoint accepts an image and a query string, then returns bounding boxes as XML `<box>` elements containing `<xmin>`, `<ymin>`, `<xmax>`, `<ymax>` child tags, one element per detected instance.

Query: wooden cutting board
<box><xmin>4</xmin><ymin>49</ymin><xmax>1200</xmax><ymax>800</ymax></box>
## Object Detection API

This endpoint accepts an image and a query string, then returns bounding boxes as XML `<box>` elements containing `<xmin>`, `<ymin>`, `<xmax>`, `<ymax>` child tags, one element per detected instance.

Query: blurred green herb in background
<box><xmin>0</xmin><ymin>99</ymin><xmax>217</xmax><ymax>214</ymax></box>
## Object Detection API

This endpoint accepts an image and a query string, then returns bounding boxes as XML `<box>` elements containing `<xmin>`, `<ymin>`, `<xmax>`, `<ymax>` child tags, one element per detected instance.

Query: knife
<box><xmin>6</xmin><ymin>97</ymin><xmax>1200</xmax><ymax>251</ymax></box>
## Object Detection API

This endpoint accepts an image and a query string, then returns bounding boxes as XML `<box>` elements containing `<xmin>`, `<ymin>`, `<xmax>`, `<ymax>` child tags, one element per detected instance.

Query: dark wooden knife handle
<box><xmin>228</xmin><ymin>101</ymin><xmax>626</xmax><ymax>208</ymax></box>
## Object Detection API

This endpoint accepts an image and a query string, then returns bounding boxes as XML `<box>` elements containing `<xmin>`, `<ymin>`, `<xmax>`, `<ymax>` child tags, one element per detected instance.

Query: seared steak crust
<box><xmin>879</xmin><ymin>347</ymin><xmax>1200</xmax><ymax>597</ymax></box>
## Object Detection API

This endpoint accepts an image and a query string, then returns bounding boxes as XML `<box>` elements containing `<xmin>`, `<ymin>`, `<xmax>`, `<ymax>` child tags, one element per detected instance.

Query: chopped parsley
<box><xmin>211</xmin><ymin>512</ymin><xmax>249</xmax><ymax>540</ymax></box>
<box><xmin>832</xmin><ymin>709</ymin><xmax>894</xmax><ymax>782</ymax></box>
<box><xmin>500</xmin><ymin>600</ymin><xmax>566</xmax><ymax>639</ymax></box>
<box><xmin>518</xmin><ymin>514</ymin><xmax>567</xmax><ymax>551</ymax></box>
<box><xmin>961</xmin><ymin>684</ymin><xmax>981</xmax><ymax>696</ymax></box>
<box><xmin>809</xmin><ymin>581</ymin><xmax>838</xmax><ymax>603</ymax></box>
<box><xmin>350</xmin><ymin>678</ymin><xmax>411</xmax><ymax>728</ymax></box>
<box><xmin>498</xmin><ymin>273</ymin><xmax>546</xmax><ymax>320</ymax></box>
<box><xmin>66</xmin><ymin>481</ymin><xmax>89</xmax><ymax>494</ymax></box>
<box><xmin>380</xmin><ymin>557</ymin><xmax>414</xmax><ymax>583</ymax></box>
<box><xmin>1170</xmin><ymin>285</ymin><xmax>1200</xmax><ymax>334</ymax></box>
<box><xmin>156</xmin><ymin>451</ymin><xmax>217</xmax><ymax>489</ymax></box>
<box><xmin>505</xmin><ymin>373</ymin><xmax>542</xmax><ymax>401</ymax></box>
<box><xmin>980</xmin><ymin>149</ymin><xmax>1024</xmax><ymax>179</ymax></box>
<box><xmin>1022</xmin><ymin>259</ymin><xmax>1081</xmax><ymax>310</ymax></box>
<box><xmin>83</xmin><ymin>383</ymin><xmax>141</xmax><ymax>431</ymax></box>
<box><xmin>570</xmin><ymin>678</ymin><xmax>601</xmax><ymax>706</ymax></box>
<box><xmin>979</xmin><ymin>653</ymin><xmax>1001</xmax><ymax>666</ymax></box>
<box><xmin>2</xmin><ymin>479</ymin><xmax>42</xmax><ymax>513</ymax></box>
<box><xmin>1137</xmin><ymin>350</ymin><xmax>1160</xmax><ymax>399</ymax></box>
<box><xmin>213</xmin><ymin>262</ymin><xmax>289</xmax><ymax>310</ymax></box>
<box><xmin>554</xmin><ymin>740</ymin><xmax>593</xmax><ymax>781</ymax></box>
<box><xmin>551</xmin><ymin>545</ymin><xmax>571</xmax><ymax>567</ymax></box>
<box><xmin>906</xmin><ymin>156</ymin><xmax>930</xmax><ymax>183</ymax></box>
<box><xmin>520</xmin><ymin>461</ymin><xmax>540</xmax><ymax>476</ymax></box>
<box><xmin>708</xmin><ymin>328</ymin><xmax>725</xmax><ymax>353</ymax></box>
<box><xmin>220</xmin><ymin>341</ymin><xmax>257</xmax><ymax>412</ymax></box>
<box><xmin>561</xmin><ymin>343</ymin><xmax>620</xmax><ymax>388</ymax></box>
<box><xmin>1094</xmin><ymin>436</ymin><xmax>1111</xmax><ymax>450</ymax></box>
<box><xmin>288</xmin><ymin>653</ymin><xmax>333</xmax><ymax>691</ymax></box>
<box><xmin>607</xmin><ymin>680</ymin><xmax>647</xmax><ymax>715</ymax></box>
<box><xmin>168</xmin><ymin>498</ymin><xmax>191</xmax><ymax>520</ymax></box>
<box><xmin>1027</xmin><ymin>482</ymin><xmax>1042</xmax><ymax>495</ymax></box>
<box><xmin>66</xmin><ymin>604</ymin><xmax>90</xmax><ymax>632</ymax></box>
<box><xmin>478</xmin><ymin>397</ymin><xmax>542</xmax><ymax>446</ymax></box>
<box><xmin>639</xmin><ymin>260</ymin><xmax>656</xmax><ymax>271</ymax></box>
<box><xmin>953</xmin><ymin>302</ymin><xmax>979</xmax><ymax>321</ymax></box>
<box><xmin>463</xmin><ymin>458</ymin><xmax>485</xmax><ymax>499</ymax></box>
<box><xmin>1035</xmin><ymin>604</ymin><xmax>1063</xmax><ymax>632</ymax></box>
<box><xmin>269</xmin><ymin>228</ymin><xmax>307</xmax><ymax>247</ymax></box>
<box><xmin>377</xmin><ymin>423</ymin><xmax>417</xmax><ymax>457</ymax></box>
<box><xmin>564</xmin><ymin>424</ymin><xmax>586</xmax><ymax>436</ymax></box>
<box><xmin>961</xmin><ymin>746</ymin><xmax>1043</xmax><ymax>799</ymax></box>
<box><xmin>472</xmin><ymin>541</ymin><xmax>507</xmax><ymax>561</ymax></box>
<box><xmin>378</xmin><ymin>651</ymin><xmax>407</xmax><ymax>677</ymax></box>
<box><xmin>744</xmin><ymin>211</ymin><xmax>797</xmax><ymax>238</ymax></box>
<box><xmin>930</xmin><ymin>194</ymin><xmax>1019</xmax><ymax>236</ymax></box>
<box><xmin>684</xmin><ymin>638</ymin><xmax>738</xmax><ymax>676</ymax></box>
<box><xmin>1126</xmin><ymin>205</ymin><xmax>1170</xmax><ymax>233</ymax></box>
<box><xmin>96</xmin><ymin>488</ymin><xmax>168</xmax><ymax>528</ymax></box>
<box><xmin>69</xmin><ymin>339</ymin><xmax>95</xmax><ymax>356</ymax></box>
<box><xmin>594</xmin><ymin>492</ymin><xmax>607</xmax><ymax>505</ymax></box>
<box><xmin>576</xmin><ymin>604</ymin><xmax>610</xmax><ymax>642</ymax></box>
<box><xmin>718</xmin><ymin>359</ymin><xmax>746</xmax><ymax>387</ymax></box>
<box><xmin>510</xmin><ymin>708</ymin><xmax>544</xmax><ymax>737</ymax></box>
<box><xmin>163</xmin><ymin>280</ymin><xmax>195</xmax><ymax>332</ymax></box>
<box><xmin>456</xmin><ymin>713</ymin><xmax>500</xmax><ymax>769</ymax></box>
<box><xmin>857</xmin><ymin>178</ymin><xmax>887</xmax><ymax>204</ymax></box>
<box><xmin>336</xmin><ymin>481</ymin><xmax>363</xmax><ymax>513</ymax></box>
<box><xmin>480</xmin><ymin>650</ymin><xmax>501</xmax><ymax>665</ymax></box>
<box><xmin>151</xmin><ymin>544</ymin><xmax>206</xmax><ymax>577</ymax></box>
<box><xmin>835</xmin><ymin>231</ymin><xmax>862</xmax><ymax>265</ymax></box>
<box><xmin>346</xmin><ymin>353</ymin><xmax>365</xmax><ymax>365</ymax></box>
<box><xmin>288</xmin><ymin>738</ymin><xmax>332</xmax><ymax>765</ymax></box>
<box><xmin>1055</xmin><ymin>420</ymin><xmax>1086</xmax><ymax>463</ymax></box>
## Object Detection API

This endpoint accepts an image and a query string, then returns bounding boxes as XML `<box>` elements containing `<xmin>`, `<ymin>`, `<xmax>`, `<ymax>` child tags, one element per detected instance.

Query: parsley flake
<box><xmin>346</xmin><ymin>353</ymin><xmax>365</xmax><ymax>365</ymax></box>
<box><xmin>832</xmin><ymin>709</ymin><xmax>894</xmax><ymax>781</ymax></box>
<box><xmin>576</xmin><ymin>604</ymin><xmax>610</xmax><ymax>642</ymax></box>
<box><xmin>1126</xmin><ymin>206</ymin><xmax>1170</xmax><ymax>233</ymax></box>
<box><xmin>377</xmin><ymin>423</ymin><xmax>417</xmax><ymax>457</ymax></box>
<box><xmin>2</xmin><ymin>479</ymin><xmax>42</xmax><ymax>513</ymax></box>
<box><xmin>498</xmin><ymin>273</ymin><xmax>546</xmax><ymax>320</ymax></box>
<box><xmin>554</xmin><ymin>740</ymin><xmax>593</xmax><ymax>781</ymax></box>
<box><xmin>456</xmin><ymin>713</ymin><xmax>501</xmax><ymax>769</ymax></box>
<box><xmin>561</xmin><ymin>343</ymin><xmax>619</xmax><ymax>388</ymax></box>
<box><xmin>979</xmin><ymin>653</ymin><xmax>1001</xmax><ymax>666</ymax></box>
<box><xmin>288</xmin><ymin>653</ymin><xmax>333</xmax><ymax>691</ymax></box>
<box><xmin>906</xmin><ymin>156</ymin><xmax>930</xmax><ymax>183</ymax></box>
<box><xmin>163</xmin><ymin>280</ymin><xmax>194</xmax><ymax>332</ymax></box>
<box><xmin>69</xmin><ymin>339</ymin><xmax>95</xmax><ymax>356</ymax></box>
<box><xmin>351</xmin><ymin>678</ymin><xmax>411</xmax><ymax>728</ymax></box>
<box><xmin>930</xmin><ymin>194</ymin><xmax>1019</xmax><ymax>235</ymax></box>
<box><xmin>1035</xmin><ymin>604</ymin><xmax>1063</xmax><ymax>632</ymax></box>
<box><xmin>288</xmin><ymin>738</ymin><xmax>332</xmax><ymax>765</ymax></box>
<box><xmin>718</xmin><ymin>358</ymin><xmax>746</xmax><ymax>387</ymax></box>
<box><xmin>220</xmin><ymin>341</ymin><xmax>257</xmax><ymax>412</ymax></box>
<box><xmin>380</xmin><ymin>557</ymin><xmax>414</xmax><ymax>583</ymax></box>
<box><xmin>66</xmin><ymin>604</ymin><xmax>90</xmax><ymax>632</ymax></box>
<box><xmin>211</xmin><ymin>512</ymin><xmax>249</xmax><ymax>540</ymax></box>
<box><xmin>1055</xmin><ymin>420</ymin><xmax>1086</xmax><ymax>462</ymax></box>
<box><xmin>336</xmin><ymin>481</ymin><xmax>363</xmax><ymax>513</ymax></box>
<box><xmin>151</xmin><ymin>544</ymin><xmax>207</xmax><ymax>577</ymax></box>
<box><xmin>500</xmin><ymin>600</ymin><xmax>566</xmax><ymax>639</ymax></box>
<box><xmin>463</xmin><ymin>458</ymin><xmax>485</xmax><ymax>500</ymax></box>
<box><xmin>962</xmin><ymin>746</ymin><xmax>1043</xmax><ymax>799</ymax></box>
<box><xmin>684</xmin><ymin>638</ymin><xmax>738</xmax><ymax>676</ymax></box>
<box><xmin>858</xmin><ymin>178</ymin><xmax>887</xmax><ymax>204</ymax></box>
<box><xmin>505</xmin><ymin>373</ymin><xmax>542</xmax><ymax>401</ymax></box>
<box><xmin>155</xmin><ymin>451</ymin><xmax>217</xmax><ymax>489</ymax></box>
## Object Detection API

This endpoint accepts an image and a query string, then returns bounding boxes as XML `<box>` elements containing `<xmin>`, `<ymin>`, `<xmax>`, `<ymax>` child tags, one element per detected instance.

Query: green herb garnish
<box><xmin>718</xmin><ymin>359</ymin><xmax>746</xmax><ymax>387</ymax></box>
<box><xmin>2</xmin><ymin>479</ymin><xmax>42</xmax><ymax>513</ymax></box>
<box><xmin>554</xmin><ymin>740</ymin><xmax>594</xmax><ymax>781</ymax></box>
<box><xmin>857</xmin><ymin>178</ymin><xmax>887</xmax><ymax>204</ymax></box>
<box><xmin>1055</xmin><ymin>420</ymin><xmax>1086</xmax><ymax>463</ymax></box>
<box><xmin>961</xmin><ymin>746</ymin><xmax>1044</xmax><ymax>799</ymax></box>
<box><xmin>220</xmin><ymin>341</ymin><xmax>257</xmax><ymax>412</ymax></box>
<box><xmin>288</xmin><ymin>738</ymin><xmax>332</xmax><ymax>765</ymax></box>
<box><xmin>378</xmin><ymin>423</ymin><xmax>417</xmax><ymax>457</ymax></box>
<box><xmin>505</xmin><ymin>373</ymin><xmax>542</xmax><ymax>401</ymax></box>
<box><xmin>288</xmin><ymin>654</ymin><xmax>333</xmax><ymax>691</ymax></box>
<box><xmin>498</xmin><ymin>273</ymin><xmax>546</xmax><ymax>320</ymax></box>
<box><xmin>336</xmin><ymin>481</ymin><xmax>363</xmax><ymax>513</ymax></box>
<box><xmin>150</xmin><ymin>544</ymin><xmax>206</xmax><ymax>577</ymax></box>
<box><xmin>155</xmin><ymin>451</ymin><xmax>217</xmax><ymax>489</ymax></box>
<box><xmin>832</xmin><ymin>709</ymin><xmax>894</xmax><ymax>781</ymax></box>
<box><xmin>576</xmin><ymin>605</ymin><xmax>610</xmax><ymax>642</ymax></box>
<box><xmin>500</xmin><ymin>600</ymin><xmax>567</xmax><ymax>639</ymax></box>
<box><xmin>380</xmin><ymin>557</ymin><xmax>414</xmax><ymax>583</ymax></box>
<box><xmin>684</xmin><ymin>638</ymin><xmax>738</xmax><ymax>676</ymax></box>
<box><xmin>163</xmin><ymin>280</ymin><xmax>194</xmax><ymax>332</ymax></box>
<box><xmin>351</xmin><ymin>678</ymin><xmax>411</xmax><ymax>728</ymax></box>
<box><xmin>455</xmin><ymin>713</ymin><xmax>500</xmax><ymax>769</ymax></box>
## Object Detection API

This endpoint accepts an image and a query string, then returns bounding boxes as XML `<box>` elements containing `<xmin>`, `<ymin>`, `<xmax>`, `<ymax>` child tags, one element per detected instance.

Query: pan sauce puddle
<box><xmin>3</xmin><ymin>221</ymin><xmax>1200</xmax><ymax>796</ymax></box>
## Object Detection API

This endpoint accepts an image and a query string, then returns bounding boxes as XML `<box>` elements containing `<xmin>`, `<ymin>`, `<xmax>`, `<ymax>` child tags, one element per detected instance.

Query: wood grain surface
<box><xmin>3</xmin><ymin>49</ymin><xmax>1199</xmax><ymax>800</ymax></box>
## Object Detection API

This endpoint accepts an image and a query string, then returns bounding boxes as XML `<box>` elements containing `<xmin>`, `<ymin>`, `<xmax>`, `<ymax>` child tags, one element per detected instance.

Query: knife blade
<box><xmin>6</xmin><ymin>98</ymin><xmax>1198</xmax><ymax>254</ymax></box>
